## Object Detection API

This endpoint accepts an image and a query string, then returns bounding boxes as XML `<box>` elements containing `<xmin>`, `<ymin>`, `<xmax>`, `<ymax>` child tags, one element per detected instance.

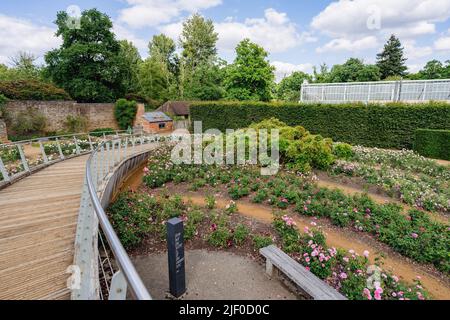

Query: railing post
<box><xmin>124</xmin><ymin>137</ymin><xmax>128</xmax><ymax>158</ymax></box>
<box><xmin>88</xmin><ymin>135</ymin><xmax>94</xmax><ymax>151</ymax></box>
<box><xmin>109</xmin><ymin>271</ymin><xmax>127</xmax><ymax>300</ymax></box>
<box><xmin>105</xmin><ymin>143</ymin><xmax>110</xmax><ymax>171</ymax></box>
<box><xmin>111</xmin><ymin>141</ymin><xmax>115</xmax><ymax>166</ymax></box>
<box><xmin>0</xmin><ymin>156</ymin><xmax>10</xmax><ymax>182</ymax></box>
<box><xmin>39</xmin><ymin>140</ymin><xmax>49</xmax><ymax>163</ymax></box>
<box><xmin>17</xmin><ymin>144</ymin><xmax>30</xmax><ymax>172</ymax></box>
<box><xmin>98</xmin><ymin>146</ymin><xmax>103</xmax><ymax>185</ymax></box>
<box><xmin>422</xmin><ymin>82</ymin><xmax>427</xmax><ymax>101</ymax></box>
<box><xmin>74</xmin><ymin>136</ymin><xmax>81</xmax><ymax>155</ymax></box>
<box><xmin>56</xmin><ymin>138</ymin><xmax>65</xmax><ymax>160</ymax></box>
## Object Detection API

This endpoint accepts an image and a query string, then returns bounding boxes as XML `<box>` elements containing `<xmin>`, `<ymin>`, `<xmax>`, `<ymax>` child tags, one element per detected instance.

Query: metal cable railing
<box><xmin>0</xmin><ymin>130</ymin><xmax>130</xmax><ymax>185</ymax></box>
<box><xmin>73</xmin><ymin>133</ymin><xmax>158</xmax><ymax>300</ymax></box>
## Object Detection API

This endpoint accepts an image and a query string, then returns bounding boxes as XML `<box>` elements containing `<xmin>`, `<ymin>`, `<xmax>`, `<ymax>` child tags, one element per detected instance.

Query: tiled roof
<box><xmin>142</xmin><ymin>111</ymin><xmax>173</xmax><ymax>123</ymax></box>
<box><xmin>157</xmin><ymin>101</ymin><xmax>190</xmax><ymax>116</ymax></box>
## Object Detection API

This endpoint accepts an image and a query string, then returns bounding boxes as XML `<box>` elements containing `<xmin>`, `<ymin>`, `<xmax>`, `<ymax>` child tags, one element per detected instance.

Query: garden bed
<box><xmin>107</xmin><ymin>144</ymin><xmax>450</xmax><ymax>300</ymax></box>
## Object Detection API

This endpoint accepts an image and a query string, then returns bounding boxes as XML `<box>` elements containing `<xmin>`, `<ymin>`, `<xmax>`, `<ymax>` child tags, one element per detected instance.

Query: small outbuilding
<box><xmin>141</xmin><ymin>111</ymin><xmax>173</xmax><ymax>133</ymax></box>
<box><xmin>157</xmin><ymin>101</ymin><xmax>190</xmax><ymax>119</ymax></box>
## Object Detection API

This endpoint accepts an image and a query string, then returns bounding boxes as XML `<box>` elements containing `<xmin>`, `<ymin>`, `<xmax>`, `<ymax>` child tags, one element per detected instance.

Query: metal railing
<box><xmin>0</xmin><ymin>130</ymin><xmax>130</xmax><ymax>185</ymax></box>
<box><xmin>73</xmin><ymin>133</ymin><xmax>160</xmax><ymax>300</ymax></box>
<box><xmin>300</xmin><ymin>79</ymin><xmax>450</xmax><ymax>103</ymax></box>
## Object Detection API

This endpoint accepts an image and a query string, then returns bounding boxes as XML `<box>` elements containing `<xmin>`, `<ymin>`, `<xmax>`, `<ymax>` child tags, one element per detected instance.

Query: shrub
<box><xmin>0</xmin><ymin>80</ymin><xmax>71</xmax><ymax>100</ymax></box>
<box><xmin>233</xmin><ymin>224</ymin><xmax>249</xmax><ymax>246</ymax></box>
<box><xmin>414</xmin><ymin>129</ymin><xmax>450</xmax><ymax>161</ymax></box>
<box><xmin>11</xmin><ymin>109</ymin><xmax>47</xmax><ymax>136</ymax></box>
<box><xmin>114</xmin><ymin>99</ymin><xmax>137</xmax><ymax>130</ymax></box>
<box><xmin>333</xmin><ymin>142</ymin><xmax>354</xmax><ymax>160</ymax></box>
<box><xmin>190</xmin><ymin>101</ymin><xmax>450</xmax><ymax>149</ymax></box>
<box><xmin>250</xmin><ymin>118</ymin><xmax>336</xmax><ymax>171</ymax></box>
<box><xmin>65</xmin><ymin>115</ymin><xmax>88</xmax><ymax>133</ymax></box>
<box><xmin>252</xmin><ymin>234</ymin><xmax>273</xmax><ymax>249</ymax></box>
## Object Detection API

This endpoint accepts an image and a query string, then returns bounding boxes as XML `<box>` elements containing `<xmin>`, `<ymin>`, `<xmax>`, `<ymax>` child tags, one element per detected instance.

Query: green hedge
<box><xmin>0</xmin><ymin>80</ymin><xmax>71</xmax><ymax>100</ymax></box>
<box><xmin>190</xmin><ymin>101</ymin><xmax>450</xmax><ymax>149</ymax></box>
<box><xmin>414</xmin><ymin>129</ymin><xmax>450</xmax><ymax>160</ymax></box>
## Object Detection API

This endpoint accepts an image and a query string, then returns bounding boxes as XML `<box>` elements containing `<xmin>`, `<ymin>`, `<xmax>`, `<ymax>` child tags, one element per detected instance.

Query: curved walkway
<box><xmin>0</xmin><ymin>155</ymin><xmax>88</xmax><ymax>300</ymax></box>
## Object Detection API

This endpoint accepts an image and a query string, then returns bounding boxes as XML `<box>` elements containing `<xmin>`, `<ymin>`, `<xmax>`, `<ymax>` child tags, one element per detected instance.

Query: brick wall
<box><xmin>4</xmin><ymin>100</ymin><xmax>119</xmax><ymax>132</ymax></box>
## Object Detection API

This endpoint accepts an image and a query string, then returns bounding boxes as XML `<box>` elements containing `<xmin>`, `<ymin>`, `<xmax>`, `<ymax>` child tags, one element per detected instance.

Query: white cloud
<box><xmin>159</xmin><ymin>8</ymin><xmax>308</xmax><ymax>54</ymax></box>
<box><xmin>119</xmin><ymin>0</ymin><xmax>222</xmax><ymax>28</ymax></box>
<box><xmin>403</xmin><ymin>40</ymin><xmax>432</xmax><ymax>59</ymax></box>
<box><xmin>0</xmin><ymin>14</ymin><xmax>60</xmax><ymax>65</ymax></box>
<box><xmin>434</xmin><ymin>36</ymin><xmax>450</xmax><ymax>50</ymax></box>
<box><xmin>272</xmin><ymin>61</ymin><xmax>313</xmax><ymax>82</ymax></box>
<box><xmin>316</xmin><ymin>36</ymin><xmax>379</xmax><ymax>53</ymax></box>
<box><xmin>311</xmin><ymin>0</ymin><xmax>450</xmax><ymax>39</ymax></box>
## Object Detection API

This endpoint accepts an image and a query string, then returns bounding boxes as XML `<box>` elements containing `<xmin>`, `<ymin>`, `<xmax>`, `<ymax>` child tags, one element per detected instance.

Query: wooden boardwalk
<box><xmin>0</xmin><ymin>156</ymin><xmax>88</xmax><ymax>300</ymax></box>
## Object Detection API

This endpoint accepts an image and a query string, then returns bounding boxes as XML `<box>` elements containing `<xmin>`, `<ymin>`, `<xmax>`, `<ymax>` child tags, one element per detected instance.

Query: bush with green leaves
<box><xmin>0</xmin><ymin>80</ymin><xmax>71</xmax><ymax>101</ymax></box>
<box><xmin>414</xmin><ymin>129</ymin><xmax>450</xmax><ymax>160</ymax></box>
<box><xmin>11</xmin><ymin>109</ymin><xmax>47</xmax><ymax>136</ymax></box>
<box><xmin>250</xmin><ymin>118</ymin><xmax>336</xmax><ymax>171</ymax></box>
<box><xmin>64</xmin><ymin>115</ymin><xmax>88</xmax><ymax>133</ymax></box>
<box><xmin>114</xmin><ymin>99</ymin><xmax>137</xmax><ymax>130</ymax></box>
<box><xmin>190</xmin><ymin>101</ymin><xmax>450</xmax><ymax>149</ymax></box>
<box><xmin>333</xmin><ymin>142</ymin><xmax>354</xmax><ymax>160</ymax></box>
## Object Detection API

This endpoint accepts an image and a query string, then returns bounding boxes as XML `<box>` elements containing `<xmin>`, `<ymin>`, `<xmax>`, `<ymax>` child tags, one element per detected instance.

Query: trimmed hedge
<box><xmin>190</xmin><ymin>101</ymin><xmax>450</xmax><ymax>149</ymax></box>
<box><xmin>414</xmin><ymin>129</ymin><xmax>450</xmax><ymax>160</ymax></box>
<box><xmin>0</xmin><ymin>80</ymin><xmax>71</xmax><ymax>101</ymax></box>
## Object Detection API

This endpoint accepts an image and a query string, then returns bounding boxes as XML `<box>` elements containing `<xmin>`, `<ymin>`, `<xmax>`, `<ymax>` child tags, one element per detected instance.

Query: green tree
<box><xmin>183</xmin><ymin>60</ymin><xmax>226</xmax><ymax>100</ymax></box>
<box><xmin>118</xmin><ymin>40</ymin><xmax>142</xmax><ymax>95</ymax></box>
<box><xmin>277</xmin><ymin>71</ymin><xmax>312</xmax><ymax>102</ymax></box>
<box><xmin>45</xmin><ymin>9</ymin><xmax>126</xmax><ymax>102</ymax></box>
<box><xmin>312</xmin><ymin>63</ymin><xmax>330</xmax><ymax>83</ymax></box>
<box><xmin>180</xmin><ymin>13</ymin><xmax>218</xmax><ymax>69</ymax></box>
<box><xmin>327</xmin><ymin>58</ymin><xmax>380</xmax><ymax>82</ymax></box>
<box><xmin>149</xmin><ymin>34</ymin><xmax>178</xmax><ymax>73</ymax></box>
<box><xmin>224</xmin><ymin>39</ymin><xmax>275</xmax><ymax>101</ymax></box>
<box><xmin>114</xmin><ymin>99</ymin><xmax>137</xmax><ymax>130</ymax></box>
<box><xmin>138</xmin><ymin>58</ymin><xmax>168</xmax><ymax>101</ymax></box>
<box><xmin>9</xmin><ymin>52</ymin><xmax>42</xmax><ymax>80</ymax></box>
<box><xmin>409</xmin><ymin>60</ymin><xmax>450</xmax><ymax>79</ymax></box>
<box><xmin>178</xmin><ymin>14</ymin><xmax>223</xmax><ymax>100</ymax></box>
<box><xmin>376</xmin><ymin>34</ymin><xmax>407</xmax><ymax>79</ymax></box>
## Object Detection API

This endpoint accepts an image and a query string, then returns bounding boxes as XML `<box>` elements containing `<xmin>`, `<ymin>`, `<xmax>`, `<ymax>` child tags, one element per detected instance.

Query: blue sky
<box><xmin>1</xmin><ymin>0</ymin><xmax>450</xmax><ymax>81</ymax></box>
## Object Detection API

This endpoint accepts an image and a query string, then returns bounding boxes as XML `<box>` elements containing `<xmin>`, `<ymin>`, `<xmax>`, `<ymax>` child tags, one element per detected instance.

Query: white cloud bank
<box><xmin>311</xmin><ymin>0</ymin><xmax>450</xmax><ymax>55</ymax></box>
<box><xmin>119</xmin><ymin>0</ymin><xmax>222</xmax><ymax>28</ymax></box>
<box><xmin>0</xmin><ymin>14</ymin><xmax>60</xmax><ymax>64</ymax></box>
<box><xmin>160</xmin><ymin>8</ymin><xmax>313</xmax><ymax>54</ymax></box>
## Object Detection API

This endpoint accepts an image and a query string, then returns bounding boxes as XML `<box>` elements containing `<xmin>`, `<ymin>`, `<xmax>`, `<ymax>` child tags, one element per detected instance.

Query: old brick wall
<box><xmin>4</xmin><ymin>100</ymin><xmax>119</xmax><ymax>132</ymax></box>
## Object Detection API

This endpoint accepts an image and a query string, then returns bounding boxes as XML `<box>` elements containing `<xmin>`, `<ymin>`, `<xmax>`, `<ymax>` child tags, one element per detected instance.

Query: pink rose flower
<box><xmin>363</xmin><ymin>250</ymin><xmax>370</xmax><ymax>258</ymax></box>
<box><xmin>374</xmin><ymin>287</ymin><xmax>383</xmax><ymax>300</ymax></box>
<box><xmin>363</xmin><ymin>288</ymin><xmax>372</xmax><ymax>300</ymax></box>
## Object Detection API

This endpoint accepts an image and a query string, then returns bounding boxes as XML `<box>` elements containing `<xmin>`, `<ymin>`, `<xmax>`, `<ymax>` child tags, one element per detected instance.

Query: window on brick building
<box><xmin>159</xmin><ymin>123</ymin><xmax>166</xmax><ymax>129</ymax></box>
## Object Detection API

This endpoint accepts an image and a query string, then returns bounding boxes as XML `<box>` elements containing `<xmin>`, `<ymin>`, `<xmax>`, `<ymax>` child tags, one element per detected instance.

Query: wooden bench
<box><xmin>260</xmin><ymin>245</ymin><xmax>347</xmax><ymax>300</ymax></box>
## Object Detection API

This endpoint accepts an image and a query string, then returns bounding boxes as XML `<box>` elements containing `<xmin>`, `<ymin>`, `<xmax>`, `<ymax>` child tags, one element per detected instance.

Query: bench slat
<box><xmin>260</xmin><ymin>245</ymin><xmax>347</xmax><ymax>300</ymax></box>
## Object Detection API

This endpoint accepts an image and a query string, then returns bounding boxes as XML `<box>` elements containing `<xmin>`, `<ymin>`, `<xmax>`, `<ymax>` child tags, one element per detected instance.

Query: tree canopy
<box><xmin>45</xmin><ymin>9</ymin><xmax>126</xmax><ymax>102</ymax></box>
<box><xmin>224</xmin><ymin>39</ymin><xmax>275</xmax><ymax>101</ymax></box>
<box><xmin>277</xmin><ymin>71</ymin><xmax>312</xmax><ymax>102</ymax></box>
<box><xmin>376</xmin><ymin>35</ymin><xmax>407</xmax><ymax>79</ymax></box>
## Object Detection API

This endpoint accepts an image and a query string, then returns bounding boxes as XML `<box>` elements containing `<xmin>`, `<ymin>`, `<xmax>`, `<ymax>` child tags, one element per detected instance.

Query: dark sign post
<box><xmin>166</xmin><ymin>217</ymin><xmax>186</xmax><ymax>298</ymax></box>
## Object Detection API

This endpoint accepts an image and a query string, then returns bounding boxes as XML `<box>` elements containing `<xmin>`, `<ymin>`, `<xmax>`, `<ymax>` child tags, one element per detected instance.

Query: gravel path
<box><xmin>132</xmin><ymin>250</ymin><xmax>298</xmax><ymax>300</ymax></box>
